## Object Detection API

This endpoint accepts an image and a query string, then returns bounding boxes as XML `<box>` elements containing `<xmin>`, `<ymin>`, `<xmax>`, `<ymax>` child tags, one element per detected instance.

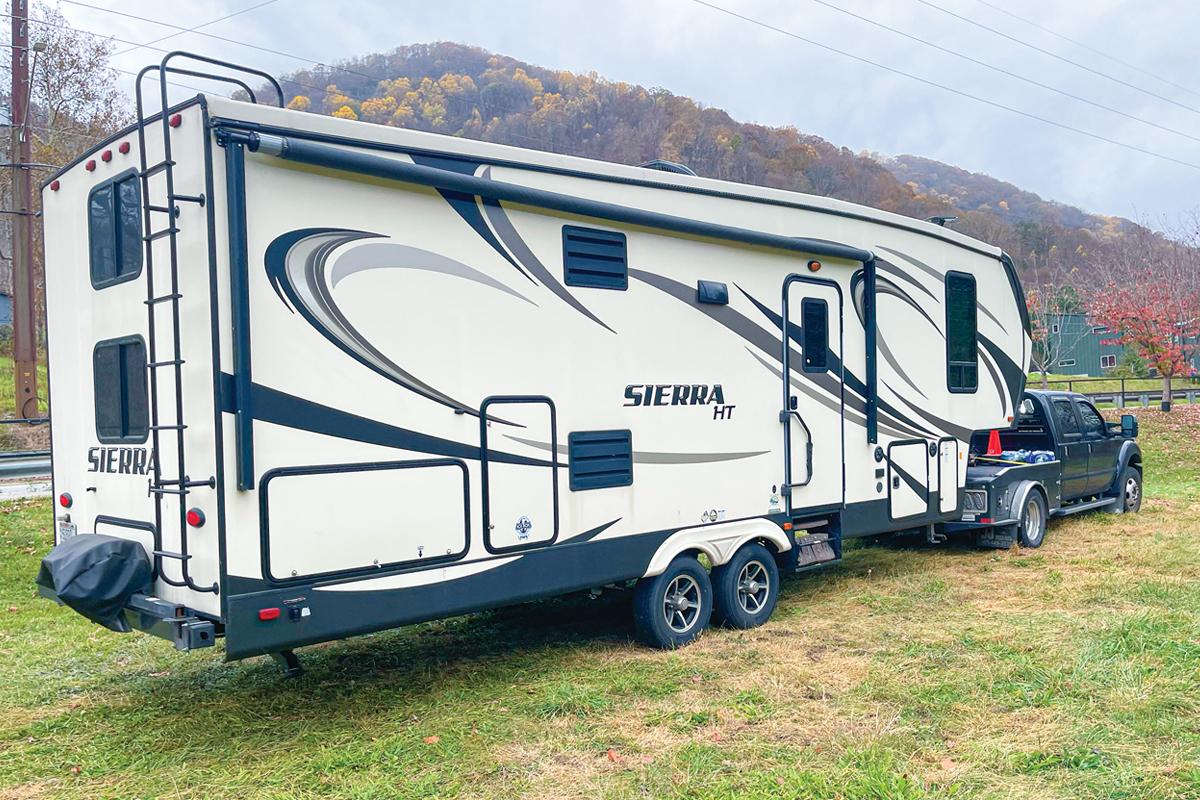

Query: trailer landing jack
<box><xmin>271</xmin><ymin>649</ymin><xmax>304</xmax><ymax>677</ymax></box>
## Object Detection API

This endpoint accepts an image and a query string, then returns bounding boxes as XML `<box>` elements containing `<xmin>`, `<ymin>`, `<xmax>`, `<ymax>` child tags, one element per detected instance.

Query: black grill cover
<box><xmin>35</xmin><ymin>534</ymin><xmax>152</xmax><ymax>632</ymax></box>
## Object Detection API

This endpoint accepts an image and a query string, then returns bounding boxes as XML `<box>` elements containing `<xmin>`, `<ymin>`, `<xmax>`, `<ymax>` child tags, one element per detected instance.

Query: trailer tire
<box><xmin>1017</xmin><ymin>489</ymin><xmax>1047</xmax><ymax>548</ymax></box>
<box><xmin>633</xmin><ymin>556</ymin><xmax>712</xmax><ymax>649</ymax></box>
<box><xmin>711</xmin><ymin>542</ymin><xmax>779</xmax><ymax>629</ymax></box>
<box><xmin>1118</xmin><ymin>466</ymin><xmax>1142</xmax><ymax>513</ymax></box>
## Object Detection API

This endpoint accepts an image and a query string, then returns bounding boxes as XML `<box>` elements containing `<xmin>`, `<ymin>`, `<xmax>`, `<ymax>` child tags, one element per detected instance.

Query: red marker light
<box><xmin>169</xmin><ymin>113</ymin><xmax>182</xmax><ymax>128</ymax></box>
<box><xmin>58</xmin><ymin>493</ymin><xmax>72</xmax><ymax>508</ymax></box>
<box><xmin>85</xmin><ymin>159</ymin><xmax>96</xmax><ymax>171</ymax></box>
<box><xmin>981</xmin><ymin>517</ymin><xmax>993</xmax><ymax>524</ymax></box>
<box><xmin>186</xmin><ymin>508</ymin><xmax>205</xmax><ymax>528</ymax></box>
<box><xmin>118</xmin><ymin>142</ymin><xmax>130</xmax><ymax>155</ymax></box>
<box><xmin>49</xmin><ymin>180</ymin><xmax>59</xmax><ymax>191</ymax></box>
<box><xmin>101</xmin><ymin>150</ymin><xmax>112</xmax><ymax>162</ymax></box>
<box><xmin>258</xmin><ymin>607</ymin><xmax>281</xmax><ymax>621</ymax></box>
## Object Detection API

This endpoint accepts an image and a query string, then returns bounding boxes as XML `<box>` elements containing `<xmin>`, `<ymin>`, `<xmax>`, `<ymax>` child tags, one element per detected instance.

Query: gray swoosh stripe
<box><xmin>876</xmin><ymin>244</ymin><xmax>1007</xmax><ymax>334</ymax></box>
<box><xmin>876</xmin><ymin>258</ymin><xmax>936</xmax><ymax>300</ymax></box>
<box><xmin>979</xmin><ymin>347</ymin><xmax>1008</xmax><ymax>417</ymax></box>
<box><xmin>329</xmin><ymin>241</ymin><xmax>535</xmax><ymax>305</ymax></box>
<box><xmin>503</xmin><ymin>434</ymin><xmax>767</xmax><ymax>464</ymax></box>
<box><xmin>877</xmin><ymin>334</ymin><xmax>927</xmax><ymax>399</ymax></box>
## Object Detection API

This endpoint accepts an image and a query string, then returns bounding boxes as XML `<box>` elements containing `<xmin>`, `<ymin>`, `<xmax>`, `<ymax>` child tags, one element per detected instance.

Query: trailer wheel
<box><xmin>633</xmin><ymin>556</ymin><xmax>712</xmax><ymax>649</ymax></box>
<box><xmin>711</xmin><ymin>542</ymin><xmax>779</xmax><ymax>629</ymax></box>
<box><xmin>1017</xmin><ymin>490</ymin><xmax>1047</xmax><ymax>548</ymax></box>
<box><xmin>1119</xmin><ymin>466</ymin><xmax>1142</xmax><ymax>513</ymax></box>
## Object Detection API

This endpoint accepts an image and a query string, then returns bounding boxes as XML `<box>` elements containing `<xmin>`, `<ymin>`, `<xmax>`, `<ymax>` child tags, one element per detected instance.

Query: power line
<box><xmin>970</xmin><ymin>0</ymin><xmax>1200</xmax><ymax>101</ymax></box>
<box><xmin>111</xmin><ymin>0</ymin><xmax>282</xmax><ymax>58</ymax></box>
<box><xmin>912</xmin><ymin>0</ymin><xmax>1200</xmax><ymax>119</ymax></box>
<box><xmin>688</xmin><ymin>0</ymin><xmax>1200</xmax><ymax>172</ymax></box>
<box><xmin>804</xmin><ymin>0</ymin><xmax>1200</xmax><ymax>147</ymax></box>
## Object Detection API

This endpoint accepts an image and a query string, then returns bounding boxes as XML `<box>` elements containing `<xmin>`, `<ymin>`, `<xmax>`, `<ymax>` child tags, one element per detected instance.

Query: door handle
<box><xmin>892</xmin><ymin>476</ymin><xmax>900</xmax><ymax>490</ymax></box>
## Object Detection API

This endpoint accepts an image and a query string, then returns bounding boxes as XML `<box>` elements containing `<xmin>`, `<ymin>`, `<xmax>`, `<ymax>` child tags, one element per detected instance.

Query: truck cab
<box><xmin>947</xmin><ymin>390</ymin><xmax>1143</xmax><ymax>548</ymax></box>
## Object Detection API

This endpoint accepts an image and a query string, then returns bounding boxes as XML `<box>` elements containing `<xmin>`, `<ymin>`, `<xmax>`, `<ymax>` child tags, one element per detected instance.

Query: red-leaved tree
<box><xmin>1087</xmin><ymin>215</ymin><xmax>1200</xmax><ymax>411</ymax></box>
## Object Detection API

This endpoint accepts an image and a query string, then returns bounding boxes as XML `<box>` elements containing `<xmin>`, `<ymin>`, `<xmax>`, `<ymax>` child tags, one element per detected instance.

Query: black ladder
<box><xmin>133</xmin><ymin>52</ymin><xmax>283</xmax><ymax>594</ymax></box>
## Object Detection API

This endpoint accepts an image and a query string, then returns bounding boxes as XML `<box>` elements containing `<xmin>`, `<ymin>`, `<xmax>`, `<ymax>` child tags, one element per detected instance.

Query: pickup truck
<box><xmin>944</xmin><ymin>389</ymin><xmax>1144</xmax><ymax>549</ymax></box>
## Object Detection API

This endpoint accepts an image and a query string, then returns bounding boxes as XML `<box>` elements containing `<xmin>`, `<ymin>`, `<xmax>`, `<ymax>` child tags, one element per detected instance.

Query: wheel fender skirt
<box><xmin>643</xmin><ymin>519</ymin><xmax>792</xmax><ymax>578</ymax></box>
<box><xmin>35</xmin><ymin>534</ymin><xmax>153</xmax><ymax>632</ymax></box>
<box><xmin>1009</xmin><ymin>480</ymin><xmax>1044</xmax><ymax>521</ymax></box>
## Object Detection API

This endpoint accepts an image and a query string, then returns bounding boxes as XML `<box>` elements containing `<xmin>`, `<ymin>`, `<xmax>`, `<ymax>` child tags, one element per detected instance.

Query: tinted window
<box><xmin>94</xmin><ymin>336</ymin><xmax>149</xmax><ymax>443</ymax></box>
<box><xmin>1052</xmin><ymin>399</ymin><xmax>1081</xmax><ymax>436</ymax></box>
<box><xmin>88</xmin><ymin>172</ymin><xmax>143</xmax><ymax>289</ymax></box>
<box><xmin>1077</xmin><ymin>402</ymin><xmax>1105</xmax><ymax>436</ymax></box>
<box><xmin>801</xmin><ymin>297</ymin><xmax>828</xmax><ymax>372</ymax></box>
<box><xmin>945</xmin><ymin>271</ymin><xmax>977</xmax><ymax>392</ymax></box>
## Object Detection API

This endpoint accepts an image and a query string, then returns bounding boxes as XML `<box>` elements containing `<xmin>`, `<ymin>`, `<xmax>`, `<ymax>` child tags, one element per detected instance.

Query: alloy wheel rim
<box><xmin>737</xmin><ymin>560</ymin><xmax>770</xmax><ymax>614</ymax></box>
<box><xmin>663</xmin><ymin>574</ymin><xmax>701</xmax><ymax>633</ymax></box>
<box><xmin>1025</xmin><ymin>498</ymin><xmax>1043</xmax><ymax>540</ymax></box>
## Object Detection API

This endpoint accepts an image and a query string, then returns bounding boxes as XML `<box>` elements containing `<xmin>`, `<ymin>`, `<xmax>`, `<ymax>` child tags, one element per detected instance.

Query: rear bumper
<box><xmin>37</xmin><ymin>584</ymin><xmax>220</xmax><ymax>650</ymax></box>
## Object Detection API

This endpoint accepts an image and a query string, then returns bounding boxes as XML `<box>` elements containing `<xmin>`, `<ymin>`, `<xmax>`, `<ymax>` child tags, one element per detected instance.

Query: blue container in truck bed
<box><xmin>942</xmin><ymin>389</ymin><xmax>1144</xmax><ymax>549</ymax></box>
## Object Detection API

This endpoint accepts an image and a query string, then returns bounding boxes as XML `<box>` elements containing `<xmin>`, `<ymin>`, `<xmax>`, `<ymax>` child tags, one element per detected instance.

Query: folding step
<box><xmin>1052</xmin><ymin>496</ymin><xmax>1119</xmax><ymax>516</ymax></box>
<box><xmin>793</xmin><ymin>531</ymin><xmax>840</xmax><ymax>569</ymax></box>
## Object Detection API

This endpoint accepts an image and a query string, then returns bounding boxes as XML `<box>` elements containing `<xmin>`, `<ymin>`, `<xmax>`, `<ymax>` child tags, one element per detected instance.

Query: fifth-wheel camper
<box><xmin>36</xmin><ymin>55</ymin><xmax>1030</xmax><ymax>670</ymax></box>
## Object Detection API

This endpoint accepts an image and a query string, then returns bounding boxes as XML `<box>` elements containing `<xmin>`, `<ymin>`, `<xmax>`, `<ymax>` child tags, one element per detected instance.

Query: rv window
<box><xmin>88</xmin><ymin>171</ymin><xmax>143</xmax><ymax>289</ymax></box>
<box><xmin>801</xmin><ymin>297</ymin><xmax>828</xmax><ymax>372</ymax></box>
<box><xmin>93</xmin><ymin>336</ymin><xmax>149</xmax><ymax>444</ymax></box>
<box><xmin>945</xmin><ymin>271</ymin><xmax>977</xmax><ymax>393</ymax></box>
<box><xmin>563</xmin><ymin>226</ymin><xmax>627</xmax><ymax>290</ymax></box>
<box><xmin>568</xmin><ymin>430</ymin><xmax>633</xmax><ymax>490</ymax></box>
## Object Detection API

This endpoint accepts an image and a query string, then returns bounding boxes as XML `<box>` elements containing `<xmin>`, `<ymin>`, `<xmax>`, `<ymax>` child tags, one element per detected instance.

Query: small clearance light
<box><xmin>101</xmin><ymin>150</ymin><xmax>112</xmax><ymax>162</ymax></box>
<box><xmin>58</xmin><ymin>493</ymin><xmax>72</xmax><ymax>508</ymax></box>
<box><xmin>980</xmin><ymin>517</ymin><xmax>993</xmax><ymax>524</ymax></box>
<box><xmin>782</xmin><ymin>522</ymin><xmax>793</xmax><ymax>530</ymax></box>
<box><xmin>85</xmin><ymin>159</ymin><xmax>96</xmax><ymax>171</ymax></box>
<box><xmin>118</xmin><ymin>142</ymin><xmax>130</xmax><ymax>155</ymax></box>
<box><xmin>807</xmin><ymin>260</ymin><xmax>821</xmax><ymax>272</ymax></box>
<box><xmin>169</xmin><ymin>113</ymin><xmax>182</xmax><ymax>128</ymax></box>
<box><xmin>186</xmin><ymin>508</ymin><xmax>206</xmax><ymax>528</ymax></box>
<box><xmin>49</xmin><ymin>180</ymin><xmax>59</xmax><ymax>191</ymax></box>
<box><xmin>1007</xmin><ymin>415</ymin><xmax>1014</xmax><ymax>422</ymax></box>
<box><xmin>258</xmin><ymin>607</ymin><xmax>281</xmax><ymax>621</ymax></box>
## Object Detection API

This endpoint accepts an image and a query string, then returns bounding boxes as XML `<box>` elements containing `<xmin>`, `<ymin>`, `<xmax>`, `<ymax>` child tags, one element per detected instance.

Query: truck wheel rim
<box><xmin>737</xmin><ymin>561</ymin><xmax>770</xmax><ymax>614</ymax></box>
<box><xmin>1025</xmin><ymin>498</ymin><xmax>1043</xmax><ymax>540</ymax></box>
<box><xmin>663</xmin><ymin>575</ymin><xmax>701</xmax><ymax>633</ymax></box>
<box><xmin>1125</xmin><ymin>477</ymin><xmax>1140</xmax><ymax>509</ymax></box>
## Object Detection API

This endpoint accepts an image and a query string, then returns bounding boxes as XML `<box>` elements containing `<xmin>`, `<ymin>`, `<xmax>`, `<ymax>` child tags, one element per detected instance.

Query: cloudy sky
<box><xmin>58</xmin><ymin>0</ymin><xmax>1200</xmax><ymax>223</ymax></box>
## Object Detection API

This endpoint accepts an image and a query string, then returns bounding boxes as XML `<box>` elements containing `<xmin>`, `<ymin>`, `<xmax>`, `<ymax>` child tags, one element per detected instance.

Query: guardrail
<box><xmin>1037</xmin><ymin>377</ymin><xmax>1200</xmax><ymax>407</ymax></box>
<box><xmin>0</xmin><ymin>450</ymin><xmax>51</xmax><ymax>479</ymax></box>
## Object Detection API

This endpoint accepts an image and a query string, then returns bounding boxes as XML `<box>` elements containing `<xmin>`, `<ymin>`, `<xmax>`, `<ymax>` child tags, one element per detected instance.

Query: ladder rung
<box><xmin>149</xmin><ymin>424</ymin><xmax>187</xmax><ymax>431</ymax></box>
<box><xmin>145</xmin><ymin>293</ymin><xmax>182</xmax><ymax>305</ymax></box>
<box><xmin>141</xmin><ymin>160</ymin><xmax>175</xmax><ymax>178</ymax></box>
<box><xmin>144</xmin><ymin>227</ymin><xmax>180</xmax><ymax>243</ymax></box>
<box><xmin>153</xmin><ymin>549</ymin><xmax>192</xmax><ymax>561</ymax></box>
<box><xmin>173</xmin><ymin>194</ymin><xmax>205</xmax><ymax>206</ymax></box>
<box><xmin>183</xmin><ymin>477</ymin><xmax>216</xmax><ymax>489</ymax></box>
<box><xmin>147</xmin><ymin>359</ymin><xmax>184</xmax><ymax>368</ymax></box>
<box><xmin>147</xmin><ymin>204</ymin><xmax>177</xmax><ymax>215</ymax></box>
<box><xmin>149</xmin><ymin>486</ymin><xmax>188</xmax><ymax>496</ymax></box>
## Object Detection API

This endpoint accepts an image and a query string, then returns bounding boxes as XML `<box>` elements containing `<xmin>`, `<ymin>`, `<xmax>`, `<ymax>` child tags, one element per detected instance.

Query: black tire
<box><xmin>1017</xmin><ymin>489</ymin><xmax>1048</xmax><ymax>548</ymax></box>
<box><xmin>633</xmin><ymin>556</ymin><xmax>712</xmax><ymax>649</ymax></box>
<box><xmin>1118</xmin><ymin>466</ymin><xmax>1142</xmax><ymax>513</ymax></box>
<box><xmin>711</xmin><ymin>542</ymin><xmax>780</xmax><ymax>629</ymax></box>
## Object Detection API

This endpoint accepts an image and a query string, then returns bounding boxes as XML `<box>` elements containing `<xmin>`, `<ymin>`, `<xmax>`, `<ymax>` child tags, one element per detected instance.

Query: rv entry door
<box><xmin>781</xmin><ymin>276</ymin><xmax>845</xmax><ymax>513</ymax></box>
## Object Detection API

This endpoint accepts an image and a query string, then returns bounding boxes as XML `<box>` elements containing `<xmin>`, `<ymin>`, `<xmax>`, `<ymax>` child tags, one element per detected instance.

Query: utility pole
<box><xmin>10</xmin><ymin>0</ymin><xmax>37</xmax><ymax>418</ymax></box>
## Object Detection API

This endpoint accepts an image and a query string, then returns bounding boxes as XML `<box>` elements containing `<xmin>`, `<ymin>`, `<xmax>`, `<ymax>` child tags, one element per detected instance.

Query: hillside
<box><xmin>268</xmin><ymin>41</ymin><xmax>1128</xmax><ymax>280</ymax></box>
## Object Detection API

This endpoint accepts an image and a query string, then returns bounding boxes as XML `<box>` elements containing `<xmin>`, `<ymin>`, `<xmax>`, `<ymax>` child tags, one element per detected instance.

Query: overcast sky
<box><xmin>59</xmin><ymin>0</ymin><xmax>1200</xmax><ymax>223</ymax></box>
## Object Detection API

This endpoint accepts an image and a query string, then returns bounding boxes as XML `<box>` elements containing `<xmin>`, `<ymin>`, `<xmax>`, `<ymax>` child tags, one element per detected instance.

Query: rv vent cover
<box><xmin>563</xmin><ymin>226</ymin><xmax>628</xmax><ymax>290</ymax></box>
<box><xmin>635</xmin><ymin>159</ymin><xmax>697</xmax><ymax>177</ymax></box>
<box><xmin>568</xmin><ymin>430</ymin><xmax>633</xmax><ymax>491</ymax></box>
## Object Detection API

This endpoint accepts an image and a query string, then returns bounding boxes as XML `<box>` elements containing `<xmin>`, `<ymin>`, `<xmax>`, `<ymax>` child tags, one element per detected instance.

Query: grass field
<box><xmin>1</xmin><ymin>407</ymin><xmax>1199</xmax><ymax>799</ymax></box>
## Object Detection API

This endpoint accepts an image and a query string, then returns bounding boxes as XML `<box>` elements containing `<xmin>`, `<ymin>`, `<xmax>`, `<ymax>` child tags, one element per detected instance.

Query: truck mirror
<box><xmin>1018</xmin><ymin>398</ymin><xmax>1035</xmax><ymax>416</ymax></box>
<box><xmin>1121</xmin><ymin>414</ymin><xmax>1138</xmax><ymax>438</ymax></box>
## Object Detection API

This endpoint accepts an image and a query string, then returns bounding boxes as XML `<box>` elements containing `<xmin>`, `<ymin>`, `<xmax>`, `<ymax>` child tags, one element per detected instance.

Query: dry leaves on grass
<box><xmin>422</xmin><ymin>736</ymin><xmax>440</xmax><ymax>745</ymax></box>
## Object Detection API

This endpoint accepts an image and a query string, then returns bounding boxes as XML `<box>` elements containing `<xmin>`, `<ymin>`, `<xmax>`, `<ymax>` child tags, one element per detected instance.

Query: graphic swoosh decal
<box><xmin>503</xmin><ymin>435</ymin><xmax>768</xmax><ymax>464</ymax></box>
<box><xmin>875</xmin><ymin>245</ymin><xmax>1007</xmax><ymax>333</ymax></box>
<box><xmin>329</xmin><ymin>241</ymin><xmax>535</xmax><ymax>305</ymax></box>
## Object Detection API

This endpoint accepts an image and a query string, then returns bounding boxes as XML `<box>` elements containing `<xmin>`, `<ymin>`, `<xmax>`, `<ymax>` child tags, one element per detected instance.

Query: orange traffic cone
<box><xmin>986</xmin><ymin>429</ymin><xmax>1002</xmax><ymax>456</ymax></box>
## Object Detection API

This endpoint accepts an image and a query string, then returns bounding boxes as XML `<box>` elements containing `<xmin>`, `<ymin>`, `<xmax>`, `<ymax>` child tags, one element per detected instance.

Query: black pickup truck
<box><xmin>944</xmin><ymin>389</ymin><xmax>1144</xmax><ymax>548</ymax></box>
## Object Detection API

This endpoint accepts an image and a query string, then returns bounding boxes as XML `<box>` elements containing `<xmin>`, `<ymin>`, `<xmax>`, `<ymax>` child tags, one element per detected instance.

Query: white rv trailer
<box><xmin>37</xmin><ymin>56</ymin><xmax>1030</xmax><ymax>668</ymax></box>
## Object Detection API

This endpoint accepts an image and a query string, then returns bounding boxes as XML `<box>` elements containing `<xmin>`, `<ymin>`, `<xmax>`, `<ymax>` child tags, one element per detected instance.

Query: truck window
<box><xmin>93</xmin><ymin>335</ymin><xmax>149</xmax><ymax>444</ymax></box>
<box><xmin>944</xmin><ymin>271</ymin><xmax>977</xmax><ymax>392</ymax></box>
<box><xmin>1077</xmin><ymin>401</ymin><xmax>1105</xmax><ymax>437</ymax></box>
<box><xmin>88</xmin><ymin>171</ymin><xmax>143</xmax><ymax>289</ymax></box>
<box><xmin>801</xmin><ymin>297</ymin><xmax>828</xmax><ymax>372</ymax></box>
<box><xmin>1051</xmin><ymin>398</ymin><xmax>1081</xmax><ymax>436</ymax></box>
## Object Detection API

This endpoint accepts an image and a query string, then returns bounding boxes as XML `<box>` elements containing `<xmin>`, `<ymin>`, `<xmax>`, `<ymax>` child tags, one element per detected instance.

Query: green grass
<box><xmin>1</xmin><ymin>414</ymin><xmax>1199</xmax><ymax>797</ymax></box>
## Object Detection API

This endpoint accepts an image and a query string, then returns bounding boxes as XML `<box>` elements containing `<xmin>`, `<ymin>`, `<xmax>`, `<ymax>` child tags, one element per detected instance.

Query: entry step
<box><xmin>794</xmin><ymin>531</ymin><xmax>839</xmax><ymax>569</ymax></box>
